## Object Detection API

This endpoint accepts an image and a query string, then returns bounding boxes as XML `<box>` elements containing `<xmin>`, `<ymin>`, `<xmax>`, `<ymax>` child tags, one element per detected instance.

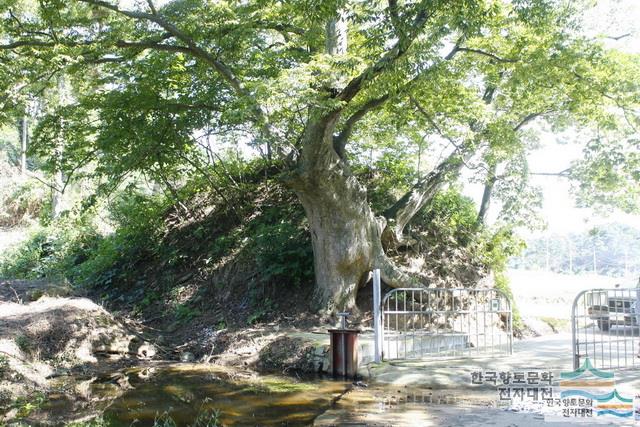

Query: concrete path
<box><xmin>365</xmin><ymin>332</ymin><xmax>640</xmax><ymax>390</ymax></box>
<box><xmin>365</xmin><ymin>333</ymin><xmax>575</xmax><ymax>388</ymax></box>
<box><xmin>314</xmin><ymin>333</ymin><xmax>640</xmax><ymax>426</ymax></box>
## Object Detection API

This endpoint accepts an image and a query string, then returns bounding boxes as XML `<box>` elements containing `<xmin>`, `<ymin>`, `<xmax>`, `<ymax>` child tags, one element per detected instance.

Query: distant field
<box><xmin>508</xmin><ymin>269</ymin><xmax>636</xmax><ymax>320</ymax></box>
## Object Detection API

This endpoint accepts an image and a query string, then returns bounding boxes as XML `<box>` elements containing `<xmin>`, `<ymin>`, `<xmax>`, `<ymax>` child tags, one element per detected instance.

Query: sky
<box><xmin>539</xmin><ymin>0</ymin><xmax>640</xmax><ymax>234</ymax></box>
<box><xmin>526</xmin><ymin>140</ymin><xmax>640</xmax><ymax>234</ymax></box>
<box><xmin>464</xmin><ymin>0</ymin><xmax>640</xmax><ymax>236</ymax></box>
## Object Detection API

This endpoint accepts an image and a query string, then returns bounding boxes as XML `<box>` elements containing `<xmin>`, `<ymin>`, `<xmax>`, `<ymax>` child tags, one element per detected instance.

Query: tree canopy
<box><xmin>1</xmin><ymin>0</ymin><xmax>638</xmax><ymax>311</ymax></box>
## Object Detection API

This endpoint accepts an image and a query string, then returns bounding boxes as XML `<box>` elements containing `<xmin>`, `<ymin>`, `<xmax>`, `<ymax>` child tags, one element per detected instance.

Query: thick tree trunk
<box><xmin>288</xmin><ymin>117</ymin><xmax>381</xmax><ymax>311</ymax></box>
<box><xmin>294</xmin><ymin>176</ymin><xmax>420</xmax><ymax>311</ymax></box>
<box><xmin>297</xmin><ymin>186</ymin><xmax>384</xmax><ymax>311</ymax></box>
<box><xmin>288</xmin><ymin>115</ymin><xmax>417</xmax><ymax>312</ymax></box>
<box><xmin>325</xmin><ymin>12</ymin><xmax>348</xmax><ymax>55</ymax></box>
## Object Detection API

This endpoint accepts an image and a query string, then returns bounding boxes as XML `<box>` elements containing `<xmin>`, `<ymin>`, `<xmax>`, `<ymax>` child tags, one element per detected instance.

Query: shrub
<box><xmin>247</xmin><ymin>217</ymin><xmax>313</xmax><ymax>288</ymax></box>
<box><xmin>0</xmin><ymin>177</ymin><xmax>47</xmax><ymax>227</ymax></box>
<box><xmin>0</xmin><ymin>188</ymin><xmax>168</xmax><ymax>289</ymax></box>
<box><xmin>0</xmin><ymin>213</ymin><xmax>101</xmax><ymax>281</ymax></box>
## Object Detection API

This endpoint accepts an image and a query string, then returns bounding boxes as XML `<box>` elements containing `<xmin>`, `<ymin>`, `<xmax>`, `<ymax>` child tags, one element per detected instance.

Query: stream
<box><xmin>43</xmin><ymin>364</ymin><xmax>351</xmax><ymax>426</ymax></box>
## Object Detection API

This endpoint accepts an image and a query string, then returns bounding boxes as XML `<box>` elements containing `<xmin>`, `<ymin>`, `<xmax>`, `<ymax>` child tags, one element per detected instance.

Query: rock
<box><xmin>180</xmin><ymin>352</ymin><xmax>195</xmax><ymax>362</ymax></box>
<box><xmin>258</xmin><ymin>336</ymin><xmax>319</xmax><ymax>373</ymax></box>
<box><xmin>26</xmin><ymin>289</ymin><xmax>44</xmax><ymax>301</ymax></box>
<box><xmin>46</xmin><ymin>368</ymin><xmax>71</xmax><ymax>379</ymax></box>
<box><xmin>137</xmin><ymin>343</ymin><xmax>157</xmax><ymax>359</ymax></box>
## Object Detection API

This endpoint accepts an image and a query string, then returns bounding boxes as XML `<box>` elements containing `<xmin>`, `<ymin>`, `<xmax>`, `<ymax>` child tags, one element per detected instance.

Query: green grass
<box><xmin>12</xmin><ymin>392</ymin><xmax>46</xmax><ymax>418</ymax></box>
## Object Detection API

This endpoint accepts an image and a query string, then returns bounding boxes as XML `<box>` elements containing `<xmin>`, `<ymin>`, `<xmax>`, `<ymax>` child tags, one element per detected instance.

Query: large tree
<box><xmin>1</xmin><ymin>0</ymin><xmax>638</xmax><ymax>312</ymax></box>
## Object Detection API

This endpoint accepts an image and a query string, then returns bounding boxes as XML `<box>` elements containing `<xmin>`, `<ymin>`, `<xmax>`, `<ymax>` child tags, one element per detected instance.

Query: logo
<box><xmin>556</xmin><ymin>358</ymin><xmax>634</xmax><ymax>422</ymax></box>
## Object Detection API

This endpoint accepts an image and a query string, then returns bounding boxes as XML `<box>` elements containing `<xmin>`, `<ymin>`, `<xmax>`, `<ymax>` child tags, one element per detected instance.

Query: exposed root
<box><xmin>375</xmin><ymin>254</ymin><xmax>425</xmax><ymax>289</ymax></box>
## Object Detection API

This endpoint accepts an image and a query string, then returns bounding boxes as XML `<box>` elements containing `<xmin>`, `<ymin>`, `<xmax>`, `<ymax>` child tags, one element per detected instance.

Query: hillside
<box><xmin>0</xmin><ymin>161</ymin><xmax>515</xmax><ymax>362</ymax></box>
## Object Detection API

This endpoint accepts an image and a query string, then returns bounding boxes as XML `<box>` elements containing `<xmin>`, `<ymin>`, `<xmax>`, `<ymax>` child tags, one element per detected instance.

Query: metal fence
<box><xmin>572</xmin><ymin>288</ymin><xmax>640</xmax><ymax>370</ymax></box>
<box><xmin>381</xmin><ymin>287</ymin><xmax>513</xmax><ymax>360</ymax></box>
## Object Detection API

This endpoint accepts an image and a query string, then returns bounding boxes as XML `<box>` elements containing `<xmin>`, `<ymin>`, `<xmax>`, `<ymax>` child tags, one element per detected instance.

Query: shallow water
<box><xmin>93</xmin><ymin>364</ymin><xmax>350</xmax><ymax>426</ymax></box>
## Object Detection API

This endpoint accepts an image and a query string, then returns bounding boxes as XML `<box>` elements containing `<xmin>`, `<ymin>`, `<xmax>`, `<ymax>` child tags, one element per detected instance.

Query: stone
<box><xmin>137</xmin><ymin>343</ymin><xmax>156</xmax><ymax>359</ymax></box>
<box><xmin>180</xmin><ymin>351</ymin><xmax>195</xmax><ymax>362</ymax></box>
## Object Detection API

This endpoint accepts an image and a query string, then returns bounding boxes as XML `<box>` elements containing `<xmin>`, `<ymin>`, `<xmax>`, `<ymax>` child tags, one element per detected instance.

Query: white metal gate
<box><xmin>572</xmin><ymin>288</ymin><xmax>640</xmax><ymax>370</ymax></box>
<box><xmin>379</xmin><ymin>287</ymin><xmax>513</xmax><ymax>360</ymax></box>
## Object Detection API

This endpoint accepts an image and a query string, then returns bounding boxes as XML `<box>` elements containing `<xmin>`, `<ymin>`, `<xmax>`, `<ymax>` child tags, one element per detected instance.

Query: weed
<box><xmin>152</xmin><ymin>405</ymin><xmax>220</xmax><ymax>427</ymax></box>
<box><xmin>13</xmin><ymin>392</ymin><xmax>46</xmax><ymax>418</ymax></box>
<box><xmin>175</xmin><ymin>303</ymin><xmax>201</xmax><ymax>323</ymax></box>
<box><xmin>0</xmin><ymin>355</ymin><xmax>8</xmax><ymax>378</ymax></box>
<box><xmin>15</xmin><ymin>334</ymin><xmax>33</xmax><ymax>354</ymax></box>
<box><xmin>247</xmin><ymin>298</ymin><xmax>273</xmax><ymax>325</ymax></box>
<box><xmin>153</xmin><ymin>412</ymin><xmax>178</xmax><ymax>427</ymax></box>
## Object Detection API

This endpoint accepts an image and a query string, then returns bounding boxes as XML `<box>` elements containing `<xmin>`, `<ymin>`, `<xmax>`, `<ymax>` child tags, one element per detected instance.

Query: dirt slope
<box><xmin>0</xmin><ymin>280</ymin><xmax>156</xmax><ymax>422</ymax></box>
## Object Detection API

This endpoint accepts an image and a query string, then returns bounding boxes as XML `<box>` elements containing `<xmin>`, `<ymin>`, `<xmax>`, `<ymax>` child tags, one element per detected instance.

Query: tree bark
<box><xmin>476</xmin><ymin>162</ymin><xmax>497</xmax><ymax>225</ymax></box>
<box><xmin>288</xmin><ymin>114</ymin><xmax>378</xmax><ymax>310</ymax></box>
<box><xmin>288</xmin><ymin>114</ymin><xmax>419</xmax><ymax>312</ymax></box>
<box><xmin>51</xmin><ymin>170</ymin><xmax>64</xmax><ymax>219</ymax></box>
<box><xmin>325</xmin><ymin>12</ymin><xmax>348</xmax><ymax>55</ymax></box>
<box><xmin>20</xmin><ymin>115</ymin><xmax>27</xmax><ymax>175</ymax></box>
<box><xmin>383</xmin><ymin>149</ymin><xmax>468</xmax><ymax>243</ymax></box>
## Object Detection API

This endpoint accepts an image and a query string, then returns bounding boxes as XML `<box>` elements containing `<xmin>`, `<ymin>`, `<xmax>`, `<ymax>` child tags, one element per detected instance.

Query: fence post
<box><xmin>373</xmin><ymin>268</ymin><xmax>382</xmax><ymax>363</ymax></box>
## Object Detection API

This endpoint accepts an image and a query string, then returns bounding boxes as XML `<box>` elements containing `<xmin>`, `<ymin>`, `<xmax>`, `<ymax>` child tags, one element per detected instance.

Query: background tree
<box><xmin>512</xmin><ymin>223</ymin><xmax>640</xmax><ymax>277</ymax></box>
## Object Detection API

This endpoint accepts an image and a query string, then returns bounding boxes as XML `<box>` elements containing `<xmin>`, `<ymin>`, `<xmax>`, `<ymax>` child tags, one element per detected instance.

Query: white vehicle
<box><xmin>587</xmin><ymin>279</ymin><xmax>640</xmax><ymax>332</ymax></box>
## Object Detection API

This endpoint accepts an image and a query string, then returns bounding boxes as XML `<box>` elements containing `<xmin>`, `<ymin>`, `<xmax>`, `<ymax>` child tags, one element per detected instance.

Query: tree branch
<box><xmin>146</xmin><ymin>0</ymin><xmax>157</xmax><ymax>15</ymax></box>
<box><xmin>382</xmin><ymin>149</ymin><xmax>467</xmax><ymax>245</ymax></box>
<box><xmin>336</xmin><ymin>3</ymin><xmax>433</xmax><ymax>104</ymax></box>
<box><xmin>530</xmin><ymin>168</ymin><xmax>571</xmax><ymax>177</ymax></box>
<box><xmin>605</xmin><ymin>33</ymin><xmax>631</xmax><ymax>41</ymax></box>
<box><xmin>409</xmin><ymin>96</ymin><xmax>481</xmax><ymax>173</ymax></box>
<box><xmin>8</xmin><ymin>9</ymin><xmax>52</xmax><ymax>39</ymax></box>
<box><xmin>333</xmin><ymin>94</ymin><xmax>390</xmax><ymax>158</ymax></box>
<box><xmin>513</xmin><ymin>111</ymin><xmax>543</xmax><ymax>132</ymax></box>
<box><xmin>115</xmin><ymin>39</ymin><xmax>193</xmax><ymax>55</ymax></box>
<box><xmin>177</xmin><ymin>152</ymin><xmax>242</xmax><ymax>222</ymax></box>
<box><xmin>330</xmin><ymin>39</ymin><xmax>464</xmax><ymax>159</ymax></box>
<box><xmin>410</xmin><ymin>96</ymin><xmax>459</xmax><ymax>148</ymax></box>
<box><xmin>77</xmin><ymin>0</ymin><xmax>244</xmax><ymax>93</ymax></box>
<box><xmin>0</xmin><ymin>40</ymin><xmax>55</xmax><ymax>49</ymax></box>
<box><xmin>382</xmin><ymin>77</ymin><xmax>504</xmax><ymax>241</ymax></box>
<box><xmin>457</xmin><ymin>47</ymin><xmax>518</xmax><ymax>63</ymax></box>
<box><xmin>76</xmin><ymin>0</ymin><xmax>277</xmax><ymax>152</ymax></box>
<box><xmin>26</xmin><ymin>171</ymin><xmax>62</xmax><ymax>193</ymax></box>
<box><xmin>387</xmin><ymin>0</ymin><xmax>404</xmax><ymax>39</ymax></box>
<box><xmin>476</xmin><ymin>162</ymin><xmax>497</xmax><ymax>225</ymax></box>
